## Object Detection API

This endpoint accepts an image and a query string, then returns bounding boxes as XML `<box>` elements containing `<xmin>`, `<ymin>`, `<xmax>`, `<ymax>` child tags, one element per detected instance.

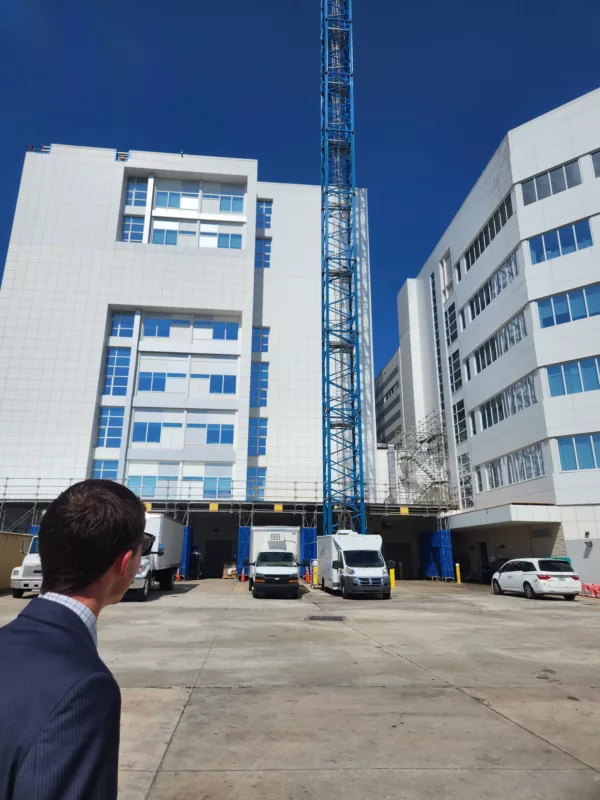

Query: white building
<box><xmin>0</xmin><ymin>145</ymin><xmax>377</xmax><ymax>518</ymax></box>
<box><xmin>397</xmin><ymin>89</ymin><xmax>600</xmax><ymax>583</ymax></box>
<box><xmin>374</xmin><ymin>349</ymin><xmax>402</xmax><ymax>445</ymax></box>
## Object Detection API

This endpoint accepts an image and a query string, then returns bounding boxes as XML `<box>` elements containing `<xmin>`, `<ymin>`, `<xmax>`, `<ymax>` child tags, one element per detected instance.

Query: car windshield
<box><xmin>538</xmin><ymin>559</ymin><xmax>575</xmax><ymax>573</ymax></box>
<box><xmin>29</xmin><ymin>537</ymin><xmax>39</xmax><ymax>555</ymax></box>
<box><xmin>343</xmin><ymin>550</ymin><xmax>385</xmax><ymax>568</ymax></box>
<box><xmin>256</xmin><ymin>552</ymin><xmax>297</xmax><ymax>567</ymax></box>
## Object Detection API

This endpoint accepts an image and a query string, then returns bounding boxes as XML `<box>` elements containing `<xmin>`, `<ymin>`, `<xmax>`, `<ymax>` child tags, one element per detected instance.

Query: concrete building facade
<box><xmin>374</xmin><ymin>349</ymin><xmax>402</xmax><ymax>445</ymax></box>
<box><xmin>0</xmin><ymin>145</ymin><xmax>378</xmax><ymax>515</ymax></box>
<box><xmin>396</xmin><ymin>89</ymin><xmax>600</xmax><ymax>583</ymax></box>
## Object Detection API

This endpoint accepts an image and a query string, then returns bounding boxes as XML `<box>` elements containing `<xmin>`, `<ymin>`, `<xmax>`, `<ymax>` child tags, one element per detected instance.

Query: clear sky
<box><xmin>1</xmin><ymin>0</ymin><xmax>598</xmax><ymax>372</ymax></box>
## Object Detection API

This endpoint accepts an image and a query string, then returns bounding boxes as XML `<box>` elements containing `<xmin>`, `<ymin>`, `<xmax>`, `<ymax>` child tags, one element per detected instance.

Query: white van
<box><xmin>318</xmin><ymin>531</ymin><xmax>390</xmax><ymax>599</ymax></box>
<box><xmin>492</xmin><ymin>558</ymin><xmax>581</xmax><ymax>600</ymax></box>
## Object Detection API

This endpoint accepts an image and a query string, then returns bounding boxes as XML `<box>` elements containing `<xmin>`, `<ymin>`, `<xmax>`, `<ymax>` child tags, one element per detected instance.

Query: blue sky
<box><xmin>1</xmin><ymin>0</ymin><xmax>598</xmax><ymax>372</ymax></box>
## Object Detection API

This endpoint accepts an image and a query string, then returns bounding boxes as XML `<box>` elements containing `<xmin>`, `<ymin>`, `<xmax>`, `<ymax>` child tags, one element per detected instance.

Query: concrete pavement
<box><xmin>1</xmin><ymin>580</ymin><xmax>600</xmax><ymax>799</ymax></box>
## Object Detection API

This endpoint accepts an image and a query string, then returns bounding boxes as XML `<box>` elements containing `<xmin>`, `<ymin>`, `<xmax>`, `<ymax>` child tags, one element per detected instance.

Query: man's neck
<box><xmin>60</xmin><ymin>593</ymin><xmax>104</xmax><ymax>619</ymax></box>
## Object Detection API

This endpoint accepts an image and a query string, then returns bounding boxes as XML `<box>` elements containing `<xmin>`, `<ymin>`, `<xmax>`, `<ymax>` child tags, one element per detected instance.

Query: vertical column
<box><xmin>143</xmin><ymin>173</ymin><xmax>155</xmax><ymax>244</ymax></box>
<box><xmin>117</xmin><ymin>310</ymin><xmax>142</xmax><ymax>483</ymax></box>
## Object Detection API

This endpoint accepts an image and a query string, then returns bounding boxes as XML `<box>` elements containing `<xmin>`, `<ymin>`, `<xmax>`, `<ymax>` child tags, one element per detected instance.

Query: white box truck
<box><xmin>246</xmin><ymin>526</ymin><xmax>301</xmax><ymax>599</ymax></box>
<box><xmin>11</xmin><ymin>536</ymin><xmax>41</xmax><ymax>598</ymax></box>
<box><xmin>129</xmin><ymin>513</ymin><xmax>185</xmax><ymax>601</ymax></box>
<box><xmin>318</xmin><ymin>530</ymin><xmax>390</xmax><ymax>599</ymax></box>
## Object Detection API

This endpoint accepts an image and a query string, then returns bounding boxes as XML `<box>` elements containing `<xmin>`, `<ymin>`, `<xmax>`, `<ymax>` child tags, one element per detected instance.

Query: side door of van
<box><xmin>498</xmin><ymin>560</ymin><xmax>518</xmax><ymax>592</ymax></box>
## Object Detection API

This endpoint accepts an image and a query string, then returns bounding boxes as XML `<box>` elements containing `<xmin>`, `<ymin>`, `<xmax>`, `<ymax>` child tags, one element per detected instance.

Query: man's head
<box><xmin>39</xmin><ymin>479</ymin><xmax>146</xmax><ymax>605</ymax></box>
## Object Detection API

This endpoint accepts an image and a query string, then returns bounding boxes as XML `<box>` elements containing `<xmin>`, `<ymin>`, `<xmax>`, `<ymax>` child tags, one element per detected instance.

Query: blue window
<box><xmin>132</xmin><ymin>421</ymin><xmax>162</xmax><ymax>443</ymax></box>
<box><xmin>255</xmin><ymin>238</ymin><xmax>271</xmax><ymax>268</ymax></box>
<box><xmin>127</xmin><ymin>476</ymin><xmax>157</xmax><ymax>497</ymax></box>
<box><xmin>209</xmin><ymin>374</ymin><xmax>237</xmax><ymax>394</ymax></box>
<box><xmin>122</xmin><ymin>216</ymin><xmax>144</xmax><ymax>243</ymax></box>
<box><xmin>92</xmin><ymin>460</ymin><xmax>119</xmax><ymax>480</ymax></box>
<box><xmin>580</xmin><ymin>358</ymin><xmax>600</xmax><ymax>392</ymax></box>
<box><xmin>568</xmin><ymin>289</ymin><xmax>587</xmax><ymax>320</ymax></box>
<box><xmin>144</xmin><ymin>318</ymin><xmax>171</xmax><ymax>337</ymax></box>
<box><xmin>248</xmin><ymin>417</ymin><xmax>268</xmax><ymax>456</ymax></box>
<box><xmin>256</xmin><ymin>200</ymin><xmax>272</xmax><ymax>229</ymax></box>
<box><xmin>220</xmin><ymin>195</ymin><xmax>244</xmax><ymax>213</ymax></box>
<box><xmin>587</xmin><ymin>284</ymin><xmax>600</xmax><ymax>316</ymax></box>
<box><xmin>529</xmin><ymin>219</ymin><xmax>594</xmax><ymax>264</ymax></box>
<box><xmin>547</xmin><ymin>365</ymin><xmax>565</xmax><ymax>397</ymax></box>
<box><xmin>152</xmin><ymin>228</ymin><xmax>177</xmax><ymax>245</ymax></box>
<box><xmin>126</xmin><ymin>177</ymin><xmax>147</xmax><ymax>207</ymax></box>
<box><xmin>212</xmin><ymin>321</ymin><xmax>239</xmax><ymax>340</ymax></box>
<box><xmin>538</xmin><ymin>283</ymin><xmax>600</xmax><ymax>328</ymax></box>
<box><xmin>206</xmin><ymin>424</ymin><xmax>235</xmax><ymax>445</ymax></box>
<box><xmin>552</xmin><ymin>294</ymin><xmax>570</xmax><ymax>325</ymax></box>
<box><xmin>111</xmin><ymin>313</ymin><xmax>135</xmax><ymax>337</ymax></box>
<box><xmin>217</xmin><ymin>233</ymin><xmax>242</xmax><ymax>249</ymax></box>
<box><xmin>138</xmin><ymin>372</ymin><xmax>166</xmax><ymax>392</ymax></box>
<box><xmin>563</xmin><ymin>361</ymin><xmax>582</xmax><ymax>394</ymax></box>
<box><xmin>203</xmin><ymin>477</ymin><xmax>232</xmax><ymax>499</ymax></box>
<box><xmin>247</xmin><ymin>467</ymin><xmax>266</xmax><ymax>501</ymax></box>
<box><xmin>103</xmin><ymin>348</ymin><xmax>130</xmax><ymax>396</ymax></box>
<box><xmin>538</xmin><ymin>298</ymin><xmax>555</xmax><ymax>329</ymax></box>
<box><xmin>155</xmin><ymin>191</ymin><xmax>180</xmax><ymax>209</ymax></box>
<box><xmin>96</xmin><ymin>407</ymin><xmax>124</xmax><ymax>448</ymax></box>
<box><xmin>252</xmin><ymin>327</ymin><xmax>270</xmax><ymax>353</ymax></box>
<box><xmin>558</xmin><ymin>433</ymin><xmax>600</xmax><ymax>471</ymax></box>
<box><xmin>250</xmin><ymin>363</ymin><xmax>269</xmax><ymax>407</ymax></box>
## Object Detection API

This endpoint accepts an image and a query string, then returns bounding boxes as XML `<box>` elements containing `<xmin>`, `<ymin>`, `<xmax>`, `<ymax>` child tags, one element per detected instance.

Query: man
<box><xmin>0</xmin><ymin>479</ymin><xmax>152</xmax><ymax>800</ymax></box>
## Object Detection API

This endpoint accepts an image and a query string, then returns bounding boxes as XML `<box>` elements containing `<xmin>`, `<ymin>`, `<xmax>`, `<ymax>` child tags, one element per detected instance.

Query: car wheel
<box><xmin>252</xmin><ymin>588</ymin><xmax>262</xmax><ymax>598</ymax></box>
<box><xmin>248</xmin><ymin>579</ymin><xmax>253</xmax><ymax>591</ymax></box>
<box><xmin>11</xmin><ymin>589</ymin><xmax>25</xmax><ymax>599</ymax></box>
<box><xmin>159</xmin><ymin>569</ymin><xmax>175</xmax><ymax>591</ymax></box>
<box><xmin>382</xmin><ymin>592</ymin><xmax>391</xmax><ymax>600</ymax></box>
<box><xmin>321</xmin><ymin>579</ymin><xmax>326</xmax><ymax>592</ymax></box>
<box><xmin>564</xmin><ymin>594</ymin><xmax>576</xmax><ymax>601</ymax></box>
<box><xmin>523</xmin><ymin>582</ymin><xmax>537</xmax><ymax>600</ymax></box>
<box><xmin>341</xmin><ymin>580</ymin><xmax>350</xmax><ymax>599</ymax></box>
<box><xmin>138</xmin><ymin>578</ymin><xmax>150</xmax><ymax>602</ymax></box>
<box><xmin>492</xmin><ymin>580</ymin><xmax>503</xmax><ymax>595</ymax></box>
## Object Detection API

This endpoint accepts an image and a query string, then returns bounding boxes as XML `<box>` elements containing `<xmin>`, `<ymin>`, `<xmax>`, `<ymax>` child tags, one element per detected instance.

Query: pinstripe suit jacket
<box><xmin>0</xmin><ymin>597</ymin><xmax>120</xmax><ymax>799</ymax></box>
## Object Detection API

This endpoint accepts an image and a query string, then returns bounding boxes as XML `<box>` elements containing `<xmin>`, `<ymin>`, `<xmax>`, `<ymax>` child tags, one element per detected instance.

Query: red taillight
<box><xmin>572</xmin><ymin>575</ymin><xmax>579</xmax><ymax>581</ymax></box>
<box><xmin>537</xmin><ymin>574</ymin><xmax>551</xmax><ymax>580</ymax></box>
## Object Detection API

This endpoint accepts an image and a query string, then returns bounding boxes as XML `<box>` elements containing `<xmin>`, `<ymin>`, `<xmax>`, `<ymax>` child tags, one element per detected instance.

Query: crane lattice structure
<box><xmin>321</xmin><ymin>0</ymin><xmax>365</xmax><ymax>536</ymax></box>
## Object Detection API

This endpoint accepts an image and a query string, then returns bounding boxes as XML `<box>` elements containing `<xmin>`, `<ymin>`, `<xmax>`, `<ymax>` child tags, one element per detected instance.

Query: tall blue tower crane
<box><xmin>321</xmin><ymin>0</ymin><xmax>366</xmax><ymax>536</ymax></box>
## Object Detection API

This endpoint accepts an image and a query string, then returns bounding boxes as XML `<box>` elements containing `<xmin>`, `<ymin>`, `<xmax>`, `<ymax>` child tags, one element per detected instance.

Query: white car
<box><xmin>492</xmin><ymin>558</ymin><xmax>581</xmax><ymax>600</ymax></box>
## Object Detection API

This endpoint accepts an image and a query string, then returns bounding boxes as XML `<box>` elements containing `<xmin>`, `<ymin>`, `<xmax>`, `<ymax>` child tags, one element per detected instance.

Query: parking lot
<box><xmin>1</xmin><ymin>580</ymin><xmax>600</xmax><ymax>799</ymax></box>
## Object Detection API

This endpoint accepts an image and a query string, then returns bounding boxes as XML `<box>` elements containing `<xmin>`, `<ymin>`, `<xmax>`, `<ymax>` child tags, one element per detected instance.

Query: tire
<box><xmin>564</xmin><ymin>594</ymin><xmax>576</xmax><ymax>601</ymax></box>
<box><xmin>523</xmin><ymin>582</ymin><xmax>537</xmax><ymax>600</ymax></box>
<box><xmin>382</xmin><ymin>592</ymin><xmax>391</xmax><ymax>600</ymax></box>
<box><xmin>492</xmin><ymin>580</ymin><xmax>503</xmax><ymax>595</ymax></box>
<box><xmin>252</xmin><ymin>587</ymin><xmax>262</xmax><ymax>599</ymax></box>
<box><xmin>248</xmin><ymin>579</ymin><xmax>253</xmax><ymax>591</ymax></box>
<box><xmin>12</xmin><ymin>589</ymin><xmax>25</xmax><ymax>599</ymax></box>
<box><xmin>321</xmin><ymin>579</ymin><xmax>327</xmax><ymax>593</ymax></box>
<box><xmin>341</xmin><ymin>580</ymin><xmax>350</xmax><ymax>600</ymax></box>
<box><xmin>138</xmin><ymin>578</ymin><xmax>150</xmax><ymax>602</ymax></box>
<box><xmin>159</xmin><ymin>569</ymin><xmax>175</xmax><ymax>591</ymax></box>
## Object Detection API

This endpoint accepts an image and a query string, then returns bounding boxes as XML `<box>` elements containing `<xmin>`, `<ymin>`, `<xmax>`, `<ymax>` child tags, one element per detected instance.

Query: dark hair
<box><xmin>39</xmin><ymin>479</ymin><xmax>146</xmax><ymax>593</ymax></box>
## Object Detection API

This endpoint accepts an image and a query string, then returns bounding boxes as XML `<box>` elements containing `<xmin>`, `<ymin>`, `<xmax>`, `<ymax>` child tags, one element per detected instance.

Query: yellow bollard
<box><xmin>389</xmin><ymin>568</ymin><xmax>396</xmax><ymax>588</ymax></box>
<box><xmin>455</xmin><ymin>562</ymin><xmax>462</xmax><ymax>584</ymax></box>
<box><xmin>312</xmin><ymin>562</ymin><xmax>319</xmax><ymax>586</ymax></box>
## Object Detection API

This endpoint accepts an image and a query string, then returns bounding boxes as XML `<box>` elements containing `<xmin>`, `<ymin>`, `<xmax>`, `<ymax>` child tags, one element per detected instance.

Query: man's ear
<box><xmin>113</xmin><ymin>549</ymin><xmax>135</xmax><ymax>577</ymax></box>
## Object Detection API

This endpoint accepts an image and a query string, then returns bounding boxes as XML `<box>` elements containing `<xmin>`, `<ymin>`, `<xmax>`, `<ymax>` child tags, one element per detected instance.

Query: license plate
<box><xmin>558</xmin><ymin>577</ymin><xmax>565</xmax><ymax>581</ymax></box>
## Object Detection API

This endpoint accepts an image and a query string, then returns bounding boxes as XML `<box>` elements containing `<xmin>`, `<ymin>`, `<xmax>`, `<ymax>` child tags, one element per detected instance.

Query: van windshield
<box><xmin>538</xmin><ymin>559</ymin><xmax>575</xmax><ymax>573</ymax></box>
<box><xmin>29</xmin><ymin>537</ymin><xmax>39</xmax><ymax>555</ymax></box>
<box><xmin>343</xmin><ymin>550</ymin><xmax>384</xmax><ymax>568</ymax></box>
<box><xmin>256</xmin><ymin>552</ymin><xmax>297</xmax><ymax>567</ymax></box>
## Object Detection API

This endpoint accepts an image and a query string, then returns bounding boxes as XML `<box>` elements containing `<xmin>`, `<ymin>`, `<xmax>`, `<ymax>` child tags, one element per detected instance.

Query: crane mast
<box><xmin>321</xmin><ymin>0</ymin><xmax>366</xmax><ymax>536</ymax></box>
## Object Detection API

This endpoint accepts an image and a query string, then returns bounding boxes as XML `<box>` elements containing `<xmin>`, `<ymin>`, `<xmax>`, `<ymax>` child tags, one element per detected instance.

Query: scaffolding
<box><xmin>387</xmin><ymin>412</ymin><xmax>457</xmax><ymax>509</ymax></box>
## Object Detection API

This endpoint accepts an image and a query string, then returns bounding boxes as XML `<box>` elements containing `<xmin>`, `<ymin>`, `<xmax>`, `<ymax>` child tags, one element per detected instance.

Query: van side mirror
<box><xmin>158</xmin><ymin>544</ymin><xmax>165</xmax><ymax>556</ymax></box>
<box><xmin>332</xmin><ymin>560</ymin><xmax>341</xmax><ymax>570</ymax></box>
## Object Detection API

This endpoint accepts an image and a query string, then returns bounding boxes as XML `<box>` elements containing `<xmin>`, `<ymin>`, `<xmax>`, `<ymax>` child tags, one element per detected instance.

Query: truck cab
<box><xmin>318</xmin><ymin>531</ymin><xmax>390</xmax><ymax>599</ymax></box>
<box><xmin>11</xmin><ymin>536</ymin><xmax>42</xmax><ymax>598</ymax></box>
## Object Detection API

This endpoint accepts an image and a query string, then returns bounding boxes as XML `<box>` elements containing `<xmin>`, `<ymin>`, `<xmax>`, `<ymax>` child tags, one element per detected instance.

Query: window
<box><xmin>209</xmin><ymin>375</ymin><xmax>237</xmax><ymax>394</ymax></box>
<box><xmin>467</xmin><ymin>251</ymin><xmax>518</xmax><ymax>323</ymax></box>
<box><xmin>521</xmin><ymin>160</ymin><xmax>582</xmax><ymax>206</ymax></box>
<box><xmin>482</xmin><ymin>442</ymin><xmax>545</xmax><ymax>490</ymax></box>
<box><xmin>250</xmin><ymin>362</ymin><xmax>269</xmax><ymax>407</ymax></box>
<box><xmin>138</xmin><ymin>372</ymin><xmax>166</xmax><ymax>392</ymax></box>
<box><xmin>452</xmin><ymin>400</ymin><xmax>467</xmax><ymax>444</ymax></box>
<box><xmin>206</xmin><ymin>424</ymin><xmax>235</xmax><ymax>445</ymax></box>
<box><xmin>96</xmin><ymin>407</ymin><xmax>124</xmax><ymax>448</ymax></box>
<box><xmin>457</xmin><ymin>453</ymin><xmax>473</xmax><ymax>509</ymax></box>
<box><xmin>126</xmin><ymin>177</ymin><xmax>148</xmax><ymax>207</ymax></box>
<box><xmin>547</xmin><ymin>357</ymin><xmax>600</xmax><ymax>397</ymax></box>
<box><xmin>144</xmin><ymin>318</ymin><xmax>171</xmax><ymax>337</ymax></box>
<box><xmin>218</xmin><ymin>233</ymin><xmax>242</xmax><ymax>249</ymax></box>
<box><xmin>203</xmin><ymin>476</ymin><xmax>232</xmax><ymax>499</ymax></box>
<box><xmin>255</xmin><ymin>238</ymin><xmax>271</xmax><ymax>268</ymax></box>
<box><xmin>111</xmin><ymin>313</ymin><xmax>135</xmax><ymax>337</ymax></box>
<box><xmin>558</xmin><ymin>433</ymin><xmax>600</xmax><ymax>471</ymax></box>
<box><xmin>103</xmin><ymin>348</ymin><xmax>130</xmax><ymax>396</ymax></box>
<box><xmin>248</xmin><ymin>417</ymin><xmax>268</xmax><ymax>456</ymax></box>
<box><xmin>440</xmin><ymin>251</ymin><xmax>453</xmax><ymax>300</ymax></box>
<box><xmin>528</xmin><ymin>219</ymin><xmax>593</xmax><ymax>265</ymax></box>
<box><xmin>593</xmin><ymin>151</ymin><xmax>600</xmax><ymax>179</ymax></box>
<box><xmin>247</xmin><ymin>467</ymin><xmax>267</xmax><ymax>500</ymax></box>
<box><xmin>448</xmin><ymin>350</ymin><xmax>462</xmax><ymax>393</ymax></box>
<box><xmin>479</xmin><ymin>374</ymin><xmax>536</xmax><ymax>430</ymax></box>
<box><xmin>256</xmin><ymin>200</ymin><xmax>272</xmax><ymax>229</ymax></box>
<box><xmin>473</xmin><ymin>311</ymin><xmax>526</xmax><ymax>374</ymax></box>
<box><xmin>132</xmin><ymin>421</ymin><xmax>162</xmax><ymax>443</ymax></box>
<box><xmin>537</xmin><ymin>282</ymin><xmax>600</xmax><ymax>328</ymax></box>
<box><xmin>475</xmin><ymin>466</ymin><xmax>483</xmax><ymax>493</ymax></box>
<box><xmin>464</xmin><ymin>358</ymin><xmax>471</xmax><ymax>382</ymax></box>
<box><xmin>152</xmin><ymin>228</ymin><xmax>177</xmax><ymax>246</ymax></box>
<box><xmin>252</xmin><ymin>326</ymin><xmax>270</xmax><ymax>353</ymax></box>
<box><xmin>155</xmin><ymin>190</ymin><xmax>181</xmax><ymax>209</ymax></box>
<box><xmin>430</xmin><ymin>273</ymin><xmax>445</xmax><ymax>414</ymax></box>
<box><xmin>219</xmin><ymin>195</ymin><xmax>244</xmax><ymax>213</ymax></box>
<box><xmin>469</xmin><ymin>411</ymin><xmax>477</xmax><ymax>436</ymax></box>
<box><xmin>444</xmin><ymin>303</ymin><xmax>457</xmax><ymax>347</ymax></box>
<box><xmin>92</xmin><ymin>460</ymin><xmax>118</xmax><ymax>480</ymax></box>
<box><xmin>122</xmin><ymin>216</ymin><xmax>144</xmax><ymax>243</ymax></box>
<box><xmin>212</xmin><ymin>321</ymin><xmax>239</xmax><ymax>340</ymax></box>
<box><xmin>454</xmin><ymin>261</ymin><xmax>462</xmax><ymax>283</ymax></box>
<box><xmin>464</xmin><ymin>194</ymin><xmax>513</xmax><ymax>272</ymax></box>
